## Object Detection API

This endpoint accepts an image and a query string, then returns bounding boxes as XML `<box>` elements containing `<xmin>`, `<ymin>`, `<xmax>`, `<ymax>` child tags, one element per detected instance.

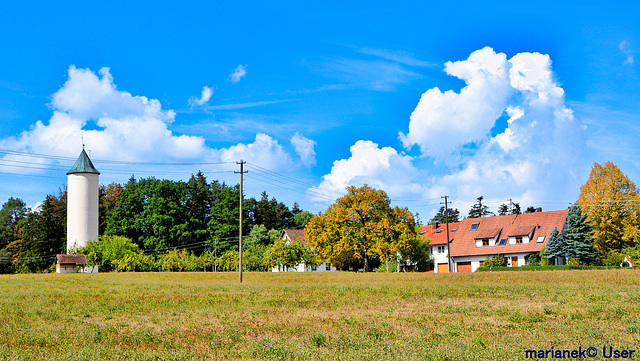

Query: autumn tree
<box><xmin>577</xmin><ymin>162</ymin><xmax>640</xmax><ymax>257</ymax></box>
<box><xmin>305</xmin><ymin>185</ymin><xmax>417</xmax><ymax>272</ymax></box>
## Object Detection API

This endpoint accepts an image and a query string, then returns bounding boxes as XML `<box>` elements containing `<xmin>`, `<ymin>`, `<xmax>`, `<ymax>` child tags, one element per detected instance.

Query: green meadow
<box><xmin>1</xmin><ymin>270</ymin><xmax>639</xmax><ymax>360</ymax></box>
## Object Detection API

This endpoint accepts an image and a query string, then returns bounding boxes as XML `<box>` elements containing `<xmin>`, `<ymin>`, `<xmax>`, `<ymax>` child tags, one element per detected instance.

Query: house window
<box><xmin>470</xmin><ymin>222</ymin><xmax>479</xmax><ymax>231</ymax></box>
<box><xmin>515</xmin><ymin>237</ymin><xmax>523</xmax><ymax>244</ymax></box>
<box><xmin>479</xmin><ymin>261</ymin><xmax>484</xmax><ymax>267</ymax></box>
<box><xmin>499</xmin><ymin>238</ymin><xmax>507</xmax><ymax>246</ymax></box>
<box><xmin>482</xmin><ymin>239</ymin><xmax>489</xmax><ymax>247</ymax></box>
<box><xmin>326</xmin><ymin>263</ymin><xmax>331</xmax><ymax>270</ymax></box>
<box><xmin>536</xmin><ymin>236</ymin><xmax>545</xmax><ymax>243</ymax></box>
<box><xmin>437</xmin><ymin>245</ymin><xmax>445</xmax><ymax>253</ymax></box>
<box><xmin>451</xmin><ymin>227</ymin><xmax>458</xmax><ymax>232</ymax></box>
<box><xmin>436</xmin><ymin>229</ymin><xmax>444</xmax><ymax>233</ymax></box>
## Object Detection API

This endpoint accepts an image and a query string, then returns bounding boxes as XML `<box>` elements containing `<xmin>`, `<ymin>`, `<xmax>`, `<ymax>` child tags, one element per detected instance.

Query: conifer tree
<box><xmin>544</xmin><ymin>227</ymin><xmax>565</xmax><ymax>264</ymax></box>
<box><xmin>563</xmin><ymin>204</ymin><xmax>599</xmax><ymax>265</ymax></box>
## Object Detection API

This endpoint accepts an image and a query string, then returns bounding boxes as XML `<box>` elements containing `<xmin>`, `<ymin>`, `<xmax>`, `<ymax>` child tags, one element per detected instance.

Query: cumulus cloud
<box><xmin>0</xmin><ymin>66</ymin><xmax>295</xmax><ymax>174</ymax></box>
<box><xmin>290</xmin><ymin>132</ymin><xmax>317</xmax><ymax>166</ymax></box>
<box><xmin>0</xmin><ymin>66</ymin><xmax>206</xmax><ymax>167</ymax></box>
<box><xmin>309</xmin><ymin>140</ymin><xmax>425</xmax><ymax>202</ymax></box>
<box><xmin>188</xmin><ymin>86</ymin><xmax>213</xmax><ymax>107</ymax></box>
<box><xmin>399</xmin><ymin>47</ymin><xmax>512</xmax><ymax>160</ymax></box>
<box><xmin>228</xmin><ymin>65</ymin><xmax>247</xmax><ymax>84</ymax></box>
<box><xmin>216</xmin><ymin>133</ymin><xmax>292</xmax><ymax>171</ymax></box>
<box><xmin>399</xmin><ymin>47</ymin><xmax>586</xmax><ymax>212</ymax></box>
<box><xmin>318</xmin><ymin>47</ymin><xmax>585</xmax><ymax>214</ymax></box>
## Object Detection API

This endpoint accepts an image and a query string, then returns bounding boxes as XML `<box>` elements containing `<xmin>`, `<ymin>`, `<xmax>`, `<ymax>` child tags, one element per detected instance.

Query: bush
<box><xmin>602</xmin><ymin>252</ymin><xmax>625</xmax><ymax>267</ymax></box>
<box><xmin>483</xmin><ymin>255</ymin><xmax>508</xmax><ymax>268</ymax></box>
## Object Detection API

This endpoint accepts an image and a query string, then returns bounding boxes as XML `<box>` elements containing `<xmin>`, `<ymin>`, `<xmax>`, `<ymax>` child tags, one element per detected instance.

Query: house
<box><xmin>56</xmin><ymin>254</ymin><xmax>88</xmax><ymax>273</ymax></box>
<box><xmin>419</xmin><ymin>222</ymin><xmax>461</xmax><ymax>273</ymax></box>
<box><xmin>271</xmin><ymin>229</ymin><xmax>335</xmax><ymax>272</ymax></box>
<box><xmin>448</xmin><ymin>209</ymin><xmax>569</xmax><ymax>272</ymax></box>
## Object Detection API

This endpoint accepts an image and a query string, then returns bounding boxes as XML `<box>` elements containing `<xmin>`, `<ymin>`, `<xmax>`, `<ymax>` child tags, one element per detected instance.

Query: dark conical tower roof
<box><xmin>67</xmin><ymin>149</ymin><xmax>100</xmax><ymax>175</ymax></box>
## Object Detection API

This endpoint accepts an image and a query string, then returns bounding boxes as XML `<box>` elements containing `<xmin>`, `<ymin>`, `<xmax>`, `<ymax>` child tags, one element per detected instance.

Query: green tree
<box><xmin>294</xmin><ymin>211</ymin><xmax>314</xmax><ymax>228</ymax></box>
<box><xmin>544</xmin><ymin>227</ymin><xmax>565</xmax><ymax>264</ymax></box>
<box><xmin>578</xmin><ymin>161</ymin><xmax>640</xmax><ymax>257</ymax></box>
<box><xmin>305</xmin><ymin>185</ymin><xmax>417</xmax><ymax>272</ymax></box>
<box><xmin>468</xmin><ymin>196</ymin><xmax>494</xmax><ymax>218</ymax></box>
<box><xmin>563</xmin><ymin>204</ymin><xmax>599</xmax><ymax>265</ymax></box>
<box><xmin>0</xmin><ymin>198</ymin><xmax>29</xmax><ymax>249</ymax></box>
<box><xmin>498</xmin><ymin>202</ymin><xmax>520</xmax><ymax>216</ymax></box>
<box><xmin>80</xmin><ymin>235</ymin><xmax>142</xmax><ymax>272</ymax></box>
<box><xmin>429</xmin><ymin>206</ymin><xmax>460</xmax><ymax>224</ymax></box>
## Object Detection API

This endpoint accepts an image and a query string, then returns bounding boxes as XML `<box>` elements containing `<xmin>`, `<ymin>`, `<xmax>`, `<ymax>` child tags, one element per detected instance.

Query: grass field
<box><xmin>1</xmin><ymin>270</ymin><xmax>640</xmax><ymax>360</ymax></box>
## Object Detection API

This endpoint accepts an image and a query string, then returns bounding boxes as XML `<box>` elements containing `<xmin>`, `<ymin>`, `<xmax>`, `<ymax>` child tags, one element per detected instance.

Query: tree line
<box><xmin>0</xmin><ymin>171</ymin><xmax>314</xmax><ymax>274</ymax></box>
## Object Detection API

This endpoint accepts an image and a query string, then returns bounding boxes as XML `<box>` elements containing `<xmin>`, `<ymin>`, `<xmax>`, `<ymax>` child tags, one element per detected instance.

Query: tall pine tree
<box><xmin>563</xmin><ymin>204</ymin><xmax>599</xmax><ymax>265</ymax></box>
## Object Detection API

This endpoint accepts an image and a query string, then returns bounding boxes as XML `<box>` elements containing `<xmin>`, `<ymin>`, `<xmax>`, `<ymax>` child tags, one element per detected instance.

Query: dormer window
<box><xmin>499</xmin><ymin>238</ymin><xmax>507</xmax><ymax>246</ymax></box>
<box><xmin>481</xmin><ymin>239</ymin><xmax>489</xmax><ymax>247</ymax></box>
<box><xmin>515</xmin><ymin>236</ymin><xmax>523</xmax><ymax>244</ymax></box>
<box><xmin>470</xmin><ymin>222</ymin><xmax>479</xmax><ymax>231</ymax></box>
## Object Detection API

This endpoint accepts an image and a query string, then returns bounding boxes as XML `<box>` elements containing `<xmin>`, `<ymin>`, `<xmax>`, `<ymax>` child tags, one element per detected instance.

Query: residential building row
<box><xmin>421</xmin><ymin>209</ymin><xmax>568</xmax><ymax>273</ymax></box>
<box><xmin>273</xmin><ymin>209</ymin><xmax>569</xmax><ymax>273</ymax></box>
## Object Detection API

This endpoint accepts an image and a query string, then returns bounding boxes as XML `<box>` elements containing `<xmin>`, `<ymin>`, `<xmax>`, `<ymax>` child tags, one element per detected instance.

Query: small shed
<box><xmin>56</xmin><ymin>254</ymin><xmax>88</xmax><ymax>273</ymax></box>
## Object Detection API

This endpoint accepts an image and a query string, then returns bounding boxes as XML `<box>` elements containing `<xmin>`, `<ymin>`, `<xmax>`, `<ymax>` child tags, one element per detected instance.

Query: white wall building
<box><xmin>271</xmin><ymin>229</ymin><xmax>335</xmax><ymax>272</ymax></box>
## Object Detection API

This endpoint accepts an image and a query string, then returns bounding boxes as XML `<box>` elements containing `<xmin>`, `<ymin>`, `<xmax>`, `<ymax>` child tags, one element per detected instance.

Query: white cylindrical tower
<box><xmin>67</xmin><ymin>149</ymin><xmax>100</xmax><ymax>253</ymax></box>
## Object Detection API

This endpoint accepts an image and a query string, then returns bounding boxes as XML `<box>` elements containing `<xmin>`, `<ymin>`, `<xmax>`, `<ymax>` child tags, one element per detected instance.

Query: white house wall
<box><xmin>430</xmin><ymin>245</ymin><xmax>450</xmax><ymax>273</ymax></box>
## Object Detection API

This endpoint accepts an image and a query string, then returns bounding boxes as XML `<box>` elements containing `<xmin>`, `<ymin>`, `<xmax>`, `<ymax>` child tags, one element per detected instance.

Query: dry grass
<box><xmin>1</xmin><ymin>270</ymin><xmax>640</xmax><ymax>360</ymax></box>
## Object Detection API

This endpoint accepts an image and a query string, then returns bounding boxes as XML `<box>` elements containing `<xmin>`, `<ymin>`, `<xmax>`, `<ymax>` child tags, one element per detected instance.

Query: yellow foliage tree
<box><xmin>577</xmin><ymin>161</ymin><xmax>640</xmax><ymax>257</ymax></box>
<box><xmin>305</xmin><ymin>185</ymin><xmax>417</xmax><ymax>272</ymax></box>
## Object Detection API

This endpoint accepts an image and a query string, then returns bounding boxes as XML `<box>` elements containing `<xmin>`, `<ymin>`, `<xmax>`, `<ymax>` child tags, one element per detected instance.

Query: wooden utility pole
<box><xmin>441</xmin><ymin>196</ymin><xmax>452</xmax><ymax>273</ymax></box>
<box><xmin>236</xmin><ymin>160</ymin><xmax>247</xmax><ymax>283</ymax></box>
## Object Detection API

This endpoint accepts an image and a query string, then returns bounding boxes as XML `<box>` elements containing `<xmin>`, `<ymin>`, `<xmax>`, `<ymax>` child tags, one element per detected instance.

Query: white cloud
<box><xmin>326</xmin><ymin>58</ymin><xmax>420</xmax><ymax>91</ymax></box>
<box><xmin>399</xmin><ymin>47</ymin><xmax>585</xmax><ymax>213</ymax></box>
<box><xmin>216</xmin><ymin>133</ymin><xmax>292</xmax><ymax>171</ymax></box>
<box><xmin>290</xmin><ymin>132</ymin><xmax>316</xmax><ymax>166</ymax></box>
<box><xmin>228</xmin><ymin>65</ymin><xmax>247</xmax><ymax>84</ymax></box>
<box><xmin>188</xmin><ymin>86</ymin><xmax>213</xmax><ymax>107</ymax></box>
<box><xmin>355</xmin><ymin>47</ymin><xmax>432</xmax><ymax>67</ymax></box>
<box><xmin>399</xmin><ymin>47</ymin><xmax>512</xmax><ymax>160</ymax></box>
<box><xmin>310</xmin><ymin>140</ymin><xmax>424</xmax><ymax>202</ymax></box>
<box><xmin>620</xmin><ymin>40</ymin><xmax>635</xmax><ymax>65</ymax></box>
<box><xmin>0</xmin><ymin>66</ymin><xmax>295</xmax><ymax>175</ymax></box>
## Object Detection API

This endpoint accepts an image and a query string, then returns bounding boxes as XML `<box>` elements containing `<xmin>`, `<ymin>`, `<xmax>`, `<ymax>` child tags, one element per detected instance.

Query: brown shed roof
<box><xmin>56</xmin><ymin>254</ymin><xmax>88</xmax><ymax>265</ymax></box>
<box><xmin>450</xmin><ymin>210</ymin><xmax>568</xmax><ymax>258</ymax></box>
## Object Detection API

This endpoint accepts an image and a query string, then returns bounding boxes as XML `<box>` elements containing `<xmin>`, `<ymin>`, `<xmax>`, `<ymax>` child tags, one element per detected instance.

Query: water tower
<box><xmin>66</xmin><ymin>148</ymin><xmax>100</xmax><ymax>253</ymax></box>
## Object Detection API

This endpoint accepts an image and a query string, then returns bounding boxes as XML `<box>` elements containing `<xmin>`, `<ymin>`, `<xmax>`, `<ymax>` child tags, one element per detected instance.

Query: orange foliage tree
<box><xmin>305</xmin><ymin>185</ymin><xmax>417</xmax><ymax>272</ymax></box>
<box><xmin>577</xmin><ymin>161</ymin><xmax>640</xmax><ymax>257</ymax></box>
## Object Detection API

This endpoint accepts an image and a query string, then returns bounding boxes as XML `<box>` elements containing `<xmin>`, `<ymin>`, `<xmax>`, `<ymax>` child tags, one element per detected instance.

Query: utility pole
<box><xmin>214</xmin><ymin>238</ymin><xmax>217</xmax><ymax>272</ymax></box>
<box><xmin>441</xmin><ymin>196</ymin><xmax>452</xmax><ymax>273</ymax></box>
<box><xmin>509</xmin><ymin>198</ymin><xmax>514</xmax><ymax>224</ymax></box>
<box><xmin>236</xmin><ymin>160</ymin><xmax>247</xmax><ymax>283</ymax></box>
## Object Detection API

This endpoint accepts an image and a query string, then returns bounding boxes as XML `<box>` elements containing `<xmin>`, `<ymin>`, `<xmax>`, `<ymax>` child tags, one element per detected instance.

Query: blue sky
<box><xmin>0</xmin><ymin>1</ymin><xmax>639</xmax><ymax>220</ymax></box>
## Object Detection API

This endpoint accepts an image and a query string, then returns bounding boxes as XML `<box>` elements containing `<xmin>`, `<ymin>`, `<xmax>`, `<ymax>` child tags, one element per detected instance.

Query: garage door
<box><xmin>457</xmin><ymin>262</ymin><xmax>472</xmax><ymax>273</ymax></box>
<box><xmin>437</xmin><ymin>263</ymin><xmax>449</xmax><ymax>273</ymax></box>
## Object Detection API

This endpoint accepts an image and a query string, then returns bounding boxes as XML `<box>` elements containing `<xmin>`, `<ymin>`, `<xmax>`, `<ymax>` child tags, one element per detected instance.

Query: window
<box><xmin>436</xmin><ymin>229</ymin><xmax>444</xmax><ymax>233</ymax></box>
<box><xmin>499</xmin><ymin>238</ymin><xmax>507</xmax><ymax>246</ymax></box>
<box><xmin>420</xmin><ymin>230</ymin><xmax>427</xmax><ymax>235</ymax></box>
<box><xmin>515</xmin><ymin>237</ymin><xmax>523</xmax><ymax>244</ymax></box>
<box><xmin>437</xmin><ymin>245</ymin><xmax>445</xmax><ymax>253</ymax></box>
<box><xmin>451</xmin><ymin>227</ymin><xmax>458</xmax><ymax>232</ymax></box>
<box><xmin>470</xmin><ymin>222</ymin><xmax>480</xmax><ymax>231</ymax></box>
<box><xmin>326</xmin><ymin>263</ymin><xmax>331</xmax><ymax>270</ymax></box>
<box><xmin>482</xmin><ymin>239</ymin><xmax>489</xmax><ymax>247</ymax></box>
<box><xmin>536</xmin><ymin>236</ymin><xmax>545</xmax><ymax>243</ymax></box>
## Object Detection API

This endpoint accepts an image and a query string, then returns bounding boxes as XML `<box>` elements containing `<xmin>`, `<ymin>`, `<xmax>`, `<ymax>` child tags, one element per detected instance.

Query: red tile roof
<box><xmin>281</xmin><ymin>229</ymin><xmax>307</xmax><ymax>246</ymax></box>
<box><xmin>450</xmin><ymin>210</ymin><xmax>568</xmax><ymax>258</ymax></box>
<box><xmin>56</xmin><ymin>254</ymin><xmax>88</xmax><ymax>265</ymax></box>
<box><xmin>420</xmin><ymin>222</ymin><xmax>461</xmax><ymax>246</ymax></box>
